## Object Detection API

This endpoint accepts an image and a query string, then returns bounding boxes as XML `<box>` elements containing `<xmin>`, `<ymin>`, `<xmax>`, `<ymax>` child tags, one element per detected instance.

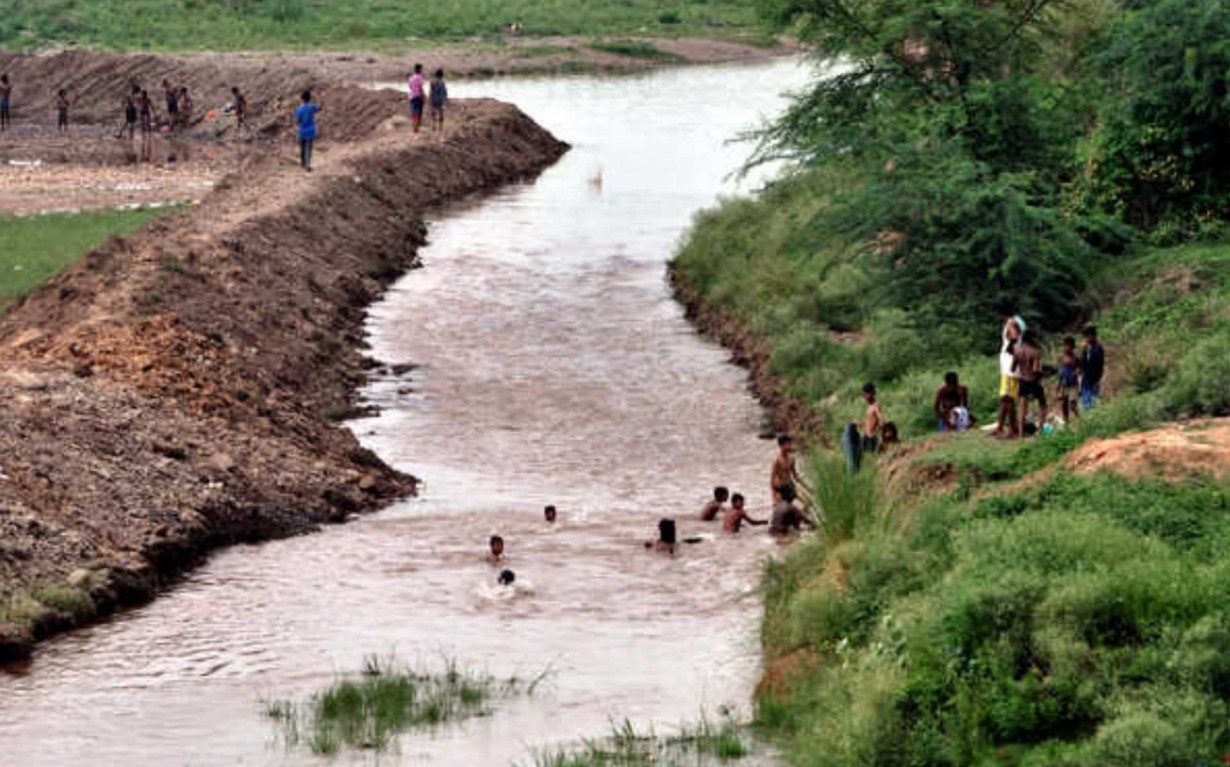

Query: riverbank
<box><xmin>0</xmin><ymin>78</ymin><xmax>568</xmax><ymax>662</ymax></box>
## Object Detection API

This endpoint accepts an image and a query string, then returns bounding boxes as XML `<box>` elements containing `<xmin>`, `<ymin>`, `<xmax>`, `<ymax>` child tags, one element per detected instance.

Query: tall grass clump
<box><xmin>526</xmin><ymin>716</ymin><xmax>752</xmax><ymax>766</ymax></box>
<box><xmin>264</xmin><ymin>655</ymin><xmax>532</xmax><ymax>755</ymax></box>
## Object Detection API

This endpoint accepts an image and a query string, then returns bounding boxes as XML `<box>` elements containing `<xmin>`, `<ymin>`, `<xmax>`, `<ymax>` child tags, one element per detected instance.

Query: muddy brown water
<box><xmin>0</xmin><ymin>58</ymin><xmax>811</xmax><ymax>765</ymax></box>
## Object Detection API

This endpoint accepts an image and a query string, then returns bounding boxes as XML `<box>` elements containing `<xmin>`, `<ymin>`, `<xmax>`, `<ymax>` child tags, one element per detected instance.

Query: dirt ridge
<box><xmin>0</xmin><ymin>93</ymin><xmax>568</xmax><ymax>662</ymax></box>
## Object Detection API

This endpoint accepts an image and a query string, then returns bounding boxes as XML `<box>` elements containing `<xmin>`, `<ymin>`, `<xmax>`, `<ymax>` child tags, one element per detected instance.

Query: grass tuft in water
<box><xmin>526</xmin><ymin>715</ymin><xmax>752</xmax><ymax>766</ymax></box>
<box><xmin>265</xmin><ymin>654</ymin><xmax>536</xmax><ymax>755</ymax></box>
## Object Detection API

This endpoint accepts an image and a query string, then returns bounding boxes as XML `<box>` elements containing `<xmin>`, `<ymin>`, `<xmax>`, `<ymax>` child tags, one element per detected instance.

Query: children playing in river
<box><xmin>0</xmin><ymin>74</ymin><xmax>11</xmax><ymax>131</ymax></box>
<box><xmin>488</xmin><ymin>535</ymin><xmax>505</xmax><ymax>564</ymax></box>
<box><xmin>544</xmin><ymin>505</ymin><xmax>557</xmax><ymax>523</ymax></box>
<box><xmin>699</xmin><ymin>486</ymin><xmax>729</xmax><ymax>521</ymax></box>
<box><xmin>769</xmin><ymin>485</ymin><xmax>816</xmax><ymax>536</ymax></box>
<box><xmin>771</xmin><ymin>434</ymin><xmax>805</xmax><ymax>502</ymax></box>
<box><xmin>646</xmin><ymin>518</ymin><xmax>677</xmax><ymax>554</ymax></box>
<box><xmin>723</xmin><ymin>493</ymin><xmax>767</xmax><ymax>533</ymax></box>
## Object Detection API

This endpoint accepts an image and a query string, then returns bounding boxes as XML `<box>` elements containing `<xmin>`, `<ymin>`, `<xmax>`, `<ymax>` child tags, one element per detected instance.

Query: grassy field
<box><xmin>0</xmin><ymin>209</ymin><xmax>164</xmax><ymax>309</ymax></box>
<box><xmin>0</xmin><ymin>0</ymin><xmax>764</xmax><ymax>53</ymax></box>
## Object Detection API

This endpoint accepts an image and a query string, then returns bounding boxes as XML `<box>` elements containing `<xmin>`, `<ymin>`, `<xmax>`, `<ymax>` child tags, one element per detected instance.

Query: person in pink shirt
<box><xmin>407</xmin><ymin>63</ymin><xmax>425</xmax><ymax>133</ymax></box>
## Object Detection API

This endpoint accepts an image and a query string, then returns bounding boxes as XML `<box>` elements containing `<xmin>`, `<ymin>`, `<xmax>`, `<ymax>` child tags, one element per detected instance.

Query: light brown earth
<box><xmin>0</xmin><ymin>51</ymin><xmax>569</xmax><ymax>661</ymax></box>
<box><xmin>1064</xmin><ymin>419</ymin><xmax>1230</xmax><ymax>481</ymax></box>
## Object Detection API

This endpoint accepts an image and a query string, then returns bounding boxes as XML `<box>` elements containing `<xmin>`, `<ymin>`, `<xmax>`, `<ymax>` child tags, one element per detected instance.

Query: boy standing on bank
<box><xmin>407</xmin><ymin>64</ymin><xmax>425</xmax><ymax>134</ymax></box>
<box><xmin>1080</xmin><ymin>326</ymin><xmax>1105</xmax><ymax>411</ymax></box>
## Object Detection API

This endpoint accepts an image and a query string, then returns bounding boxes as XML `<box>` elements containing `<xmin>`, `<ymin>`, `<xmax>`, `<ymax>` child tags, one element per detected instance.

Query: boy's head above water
<box><xmin>544</xmin><ymin>505</ymin><xmax>557</xmax><ymax>523</ymax></box>
<box><xmin>713</xmin><ymin>486</ymin><xmax>730</xmax><ymax>502</ymax></box>
<box><xmin>489</xmin><ymin>535</ymin><xmax>504</xmax><ymax>557</ymax></box>
<box><xmin>777</xmin><ymin>434</ymin><xmax>793</xmax><ymax>453</ymax></box>
<box><xmin>731</xmin><ymin>493</ymin><xmax>745</xmax><ymax>509</ymax></box>
<box><xmin>498</xmin><ymin>569</ymin><xmax>515</xmax><ymax>586</ymax></box>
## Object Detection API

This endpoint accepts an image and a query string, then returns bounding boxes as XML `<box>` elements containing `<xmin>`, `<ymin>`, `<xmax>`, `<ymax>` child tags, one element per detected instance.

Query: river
<box><xmin>0</xmin><ymin>57</ymin><xmax>811</xmax><ymax>766</ymax></box>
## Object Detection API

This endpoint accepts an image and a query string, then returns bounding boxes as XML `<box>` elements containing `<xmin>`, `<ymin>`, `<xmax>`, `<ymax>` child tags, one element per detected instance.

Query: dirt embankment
<box><xmin>0</xmin><ymin>57</ymin><xmax>569</xmax><ymax>661</ymax></box>
<box><xmin>668</xmin><ymin>266</ymin><xmax>825</xmax><ymax>443</ymax></box>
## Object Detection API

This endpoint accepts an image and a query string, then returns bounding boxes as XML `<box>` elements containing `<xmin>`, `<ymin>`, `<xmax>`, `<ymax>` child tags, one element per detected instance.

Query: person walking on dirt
<box><xmin>55</xmin><ymin>89</ymin><xmax>71</xmax><ymax>133</ymax></box>
<box><xmin>0</xmin><ymin>74</ymin><xmax>12</xmax><ymax>131</ymax></box>
<box><xmin>138</xmin><ymin>89</ymin><xmax>156</xmax><ymax>160</ymax></box>
<box><xmin>178</xmin><ymin>87</ymin><xmax>194</xmax><ymax>128</ymax></box>
<box><xmin>407</xmin><ymin>64</ymin><xmax>425</xmax><ymax>133</ymax></box>
<box><xmin>295</xmin><ymin>89</ymin><xmax>321</xmax><ymax>171</ymax></box>
<box><xmin>163</xmin><ymin>79</ymin><xmax>179</xmax><ymax>131</ymax></box>
<box><xmin>231</xmin><ymin>86</ymin><xmax>248</xmax><ymax>130</ymax></box>
<box><xmin>118</xmin><ymin>93</ymin><xmax>137</xmax><ymax>139</ymax></box>
<box><xmin>429</xmin><ymin>68</ymin><xmax>448</xmax><ymax>135</ymax></box>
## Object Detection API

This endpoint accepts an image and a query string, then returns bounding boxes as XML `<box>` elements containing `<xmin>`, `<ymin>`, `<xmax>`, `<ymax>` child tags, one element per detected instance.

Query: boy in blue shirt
<box><xmin>294</xmin><ymin>90</ymin><xmax>321</xmax><ymax>171</ymax></box>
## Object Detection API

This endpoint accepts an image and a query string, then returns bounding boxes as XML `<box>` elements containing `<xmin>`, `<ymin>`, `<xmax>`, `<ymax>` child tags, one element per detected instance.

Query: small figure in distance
<box><xmin>1013</xmin><ymin>329</ymin><xmax>1048</xmax><ymax>438</ymax></box>
<box><xmin>1057</xmin><ymin>335</ymin><xmax>1081</xmax><ymax>424</ymax></box>
<box><xmin>162</xmin><ymin>79</ymin><xmax>179</xmax><ymax>131</ymax></box>
<box><xmin>1080</xmin><ymin>325</ymin><xmax>1105</xmax><ymax>412</ymax></box>
<box><xmin>488</xmin><ymin>535</ymin><xmax>505</xmax><ymax>564</ymax></box>
<box><xmin>768</xmin><ymin>485</ymin><xmax>817</xmax><ymax>537</ymax></box>
<box><xmin>862</xmin><ymin>383</ymin><xmax>886</xmax><ymax>454</ymax></box>
<box><xmin>934</xmin><ymin>371</ymin><xmax>971</xmax><ymax>432</ymax></box>
<box><xmin>231</xmin><ymin>86</ymin><xmax>248</xmax><ymax>130</ymax></box>
<box><xmin>118</xmin><ymin>92</ymin><xmax>137</xmax><ymax>140</ymax></box>
<box><xmin>699</xmin><ymin>486</ymin><xmax>730</xmax><ymax>521</ymax></box>
<box><xmin>407</xmin><ymin>63</ymin><xmax>425</xmax><ymax>134</ymax></box>
<box><xmin>544</xmin><ymin>504</ymin><xmax>557</xmax><ymax>523</ymax></box>
<box><xmin>294</xmin><ymin>90</ymin><xmax>321</xmax><ymax>172</ymax></box>
<box><xmin>498</xmin><ymin>569</ymin><xmax>515</xmax><ymax>586</ymax></box>
<box><xmin>55</xmin><ymin>88</ymin><xmax>71</xmax><ymax>133</ymax></box>
<box><xmin>429</xmin><ymin>68</ymin><xmax>448</xmax><ymax>135</ymax></box>
<box><xmin>723</xmin><ymin>492</ymin><xmax>767</xmax><ymax>533</ymax></box>
<box><xmin>178</xmin><ymin>87</ymin><xmax>194</xmax><ymax>127</ymax></box>
<box><xmin>645</xmin><ymin>518</ymin><xmax>677</xmax><ymax>555</ymax></box>
<box><xmin>0</xmin><ymin>74</ymin><xmax>11</xmax><ymax>132</ymax></box>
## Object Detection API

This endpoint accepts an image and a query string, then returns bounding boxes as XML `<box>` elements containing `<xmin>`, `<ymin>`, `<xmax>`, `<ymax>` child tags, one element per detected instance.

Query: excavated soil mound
<box><xmin>1064</xmin><ymin>419</ymin><xmax>1230</xmax><ymax>481</ymax></box>
<box><xmin>0</xmin><ymin>66</ymin><xmax>568</xmax><ymax>660</ymax></box>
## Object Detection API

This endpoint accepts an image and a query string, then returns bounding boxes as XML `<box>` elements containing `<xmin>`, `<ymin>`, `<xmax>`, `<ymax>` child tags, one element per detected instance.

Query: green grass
<box><xmin>587</xmin><ymin>39</ymin><xmax>682</xmax><ymax>61</ymax></box>
<box><xmin>264</xmin><ymin>655</ymin><xmax>537</xmax><ymax>755</ymax></box>
<box><xmin>0</xmin><ymin>209</ymin><xmax>165</xmax><ymax>310</ymax></box>
<box><xmin>526</xmin><ymin>717</ymin><xmax>751</xmax><ymax>766</ymax></box>
<box><xmin>0</xmin><ymin>0</ymin><xmax>764</xmax><ymax>53</ymax></box>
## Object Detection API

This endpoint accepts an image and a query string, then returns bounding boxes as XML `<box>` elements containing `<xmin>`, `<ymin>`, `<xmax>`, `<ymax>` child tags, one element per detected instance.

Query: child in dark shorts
<box><xmin>1057</xmin><ymin>336</ymin><xmax>1080</xmax><ymax>423</ymax></box>
<box><xmin>1013</xmin><ymin>330</ymin><xmax>1048</xmax><ymax>437</ymax></box>
<box><xmin>55</xmin><ymin>89</ymin><xmax>70</xmax><ymax>132</ymax></box>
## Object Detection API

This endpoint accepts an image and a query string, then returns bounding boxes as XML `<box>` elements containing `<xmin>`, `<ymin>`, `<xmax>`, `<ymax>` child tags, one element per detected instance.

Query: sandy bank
<box><xmin>0</xmin><ymin>77</ymin><xmax>568</xmax><ymax>661</ymax></box>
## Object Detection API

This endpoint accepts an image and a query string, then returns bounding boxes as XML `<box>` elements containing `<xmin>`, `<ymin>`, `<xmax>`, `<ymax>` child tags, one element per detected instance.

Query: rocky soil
<box><xmin>0</xmin><ymin>52</ymin><xmax>568</xmax><ymax>661</ymax></box>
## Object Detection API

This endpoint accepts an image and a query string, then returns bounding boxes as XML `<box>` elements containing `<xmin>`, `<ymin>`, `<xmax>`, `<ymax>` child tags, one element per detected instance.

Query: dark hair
<box><xmin>489</xmin><ymin>535</ymin><xmax>503</xmax><ymax>546</ymax></box>
<box><xmin>731</xmin><ymin>492</ymin><xmax>745</xmax><ymax>505</ymax></box>
<box><xmin>882</xmin><ymin>422</ymin><xmax>900</xmax><ymax>444</ymax></box>
<box><xmin>544</xmin><ymin>504</ymin><xmax>556</xmax><ymax>514</ymax></box>
<box><xmin>414</xmin><ymin>63</ymin><xmax>423</xmax><ymax>73</ymax></box>
<box><xmin>300</xmin><ymin>90</ymin><xmax>312</xmax><ymax>102</ymax></box>
<box><xmin>776</xmin><ymin>434</ymin><xmax>792</xmax><ymax>447</ymax></box>
<box><xmin>779</xmin><ymin>485</ymin><xmax>797</xmax><ymax>502</ymax></box>
<box><xmin>862</xmin><ymin>382</ymin><xmax>877</xmax><ymax>396</ymax></box>
<box><xmin>1083</xmin><ymin>325</ymin><xmax>1098</xmax><ymax>339</ymax></box>
<box><xmin>1</xmin><ymin>73</ymin><xmax>8</xmax><ymax>83</ymax></box>
<box><xmin>994</xmin><ymin>299</ymin><xmax>1017</xmax><ymax>317</ymax></box>
<box><xmin>498</xmin><ymin>569</ymin><xmax>515</xmax><ymax>586</ymax></box>
<box><xmin>231</xmin><ymin>86</ymin><xmax>239</xmax><ymax>93</ymax></box>
<box><xmin>434</xmin><ymin>68</ymin><xmax>444</xmax><ymax>78</ymax></box>
<box><xmin>713</xmin><ymin>486</ymin><xmax>730</xmax><ymax>501</ymax></box>
<box><xmin>658</xmin><ymin>518</ymin><xmax>677</xmax><ymax>545</ymax></box>
<box><xmin>1023</xmin><ymin>329</ymin><xmax>1039</xmax><ymax>345</ymax></box>
<box><xmin>1063</xmin><ymin>335</ymin><xmax>1076</xmax><ymax>347</ymax></box>
<box><xmin>944</xmin><ymin>371</ymin><xmax>959</xmax><ymax>386</ymax></box>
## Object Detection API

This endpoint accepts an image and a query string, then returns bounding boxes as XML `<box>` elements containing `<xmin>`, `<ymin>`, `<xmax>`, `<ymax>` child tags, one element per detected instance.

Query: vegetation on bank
<box><xmin>673</xmin><ymin>0</ymin><xmax>1230</xmax><ymax>763</ymax></box>
<box><xmin>263</xmin><ymin>655</ymin><xmax>540</xmax><ymax>755</ymax></box>
<box><xmin>0</xmin><ymin>209</ymin><xmax>165</xmax><ymax>309</ymax></box>
<box><xmin>0</xmin><ymin>0</ymin><xmax>764</xmax><ymax>53</ymax></box>
<box><xmin>526</xmin><ymin>717</ymin><xmax>750</xmax><ymax>766</ymax></box>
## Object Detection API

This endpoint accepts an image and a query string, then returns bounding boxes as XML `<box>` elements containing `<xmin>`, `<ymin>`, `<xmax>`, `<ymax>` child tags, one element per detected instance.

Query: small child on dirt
<box><xmin>1057</xmin><ymin>336</ymin><xmax>1080</xmax><ymax>423</ymax></box>
<box><xmin>407</xmin><ymin>64</ymin><xmax>425</xmax><ymax>133</ymax></box>
<box><xmin>429</xmin><ymin>68</ymin><xmax>448</xmax><ymax>135</ymax></box>
<box><xmin>231</xmin><ymin>86</ymin><xmax>247</xmax><ymax>130</ymax></box>
<box><xmin>294</xmin><ymin>90</ymin><xmax>321</xmax><ymax>171</ymax></box>
<box><xmin>163</xmin><ymin>79</ymin><xmax>179</xmax><ymax>130</ymax></box>
<box><xmin>55</xmin><ymin>89</ymin><xmax>71</xmax><ymax>133</ymax></box>
<box><xmin>0</xmin><ymin>74</ymin><xmax>11</xmax><ymax>131</ymax></box>
<box><xmin>178</xmin><ymin>87</ymin><xmax>194</xmax><ymax>127</ymax></box>
<box><xmin>119</xmin><ymin>93</ymin><xmax>137</xmax><ymax>139</ymax></box>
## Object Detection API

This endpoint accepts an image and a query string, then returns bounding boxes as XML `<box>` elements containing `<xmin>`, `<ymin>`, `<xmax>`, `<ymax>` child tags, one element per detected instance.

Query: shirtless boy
<box><xmin>771</xmin><ymin>435</ymin><xmax>805</xmax><ymax>502</ymax></box>
<box><xmin>488</xmin><ymin>535</ymin><xmax>505</xmax><ymax>564</ymax></box>
<box><xmin>723</xmin><ymin>493</ymin><xmax>767</xmax><ymax>533</ymax></box>
<box><xmin>768</xmin><ymin>485</ymin><xmax>817</xmax><ymax>536</ymax></box>
<box><xmin>544</xmin><ymin>505</ymin><xmax>557</xmax><ymax>523</ymax></box>
<box><xmin>1014</xmin><ymin>330</ymin><xmax>1048</xmax><ymax>438</ymax></box>
<box><xmin>862</xmin><ymin>383</ymin><xmax>886</xmax><ymax>453</ymax></box>
<box><xmin>699</xmin><ymin>486</ymin><xmax>730</xmax><ymax>521</ymax></box>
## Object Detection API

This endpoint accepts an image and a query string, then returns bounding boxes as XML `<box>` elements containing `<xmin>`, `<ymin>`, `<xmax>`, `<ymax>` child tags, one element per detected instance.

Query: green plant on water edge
<box><xmin>523</xmin><ymin>715</ymin><xmax>751</xmax><ymax>766</ymax></box>
<box><xmin>587</xmin><ymin>39</ymin><xmax>681</xmax><ymax>61</ymax></box>
<box><xmin>263</xmin><ymin>654</ymin><xmax>545</xmax><ymax>755</ymax></box>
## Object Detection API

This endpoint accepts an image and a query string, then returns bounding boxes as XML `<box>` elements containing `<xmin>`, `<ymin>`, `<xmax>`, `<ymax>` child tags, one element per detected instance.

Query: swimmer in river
<box><xmin>498</xmin><ymin>569</ymin><xmax>515</xmax><ymax>586</ymax></box>
<box><xmin>544</xmin><ymin>504</ymin><xmax>557</xmax><ymax>523</ymax></box>
<box><xmin>768</xmin><ymin>485</ymin><xmax>816</xmax><ymax>536</ymax></box>
<box><xmin>699</xmin><ymin>486</ymin><xmax>729</xmax><ymax>521</ymax></box>
<box><xmin>723</xmin><ymin>493</ymin><xmax>767</xmax><ymax>533</ymax></box>
<box><xmin>488</xmin><ymin>535</ymin><xmax>505</xmax><ymax>564</ymax></box>
<box><xmin>645</xmin><ymin>518</ymin><xmax>677</xmax><ymax>555</ymax></box>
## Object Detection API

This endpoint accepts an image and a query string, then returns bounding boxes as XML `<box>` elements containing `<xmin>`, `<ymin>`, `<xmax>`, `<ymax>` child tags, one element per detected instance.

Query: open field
<box><xmin>0</xmin><ymin>0</ymin><xmax>767</xmax><ymax>53</ymax></box>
